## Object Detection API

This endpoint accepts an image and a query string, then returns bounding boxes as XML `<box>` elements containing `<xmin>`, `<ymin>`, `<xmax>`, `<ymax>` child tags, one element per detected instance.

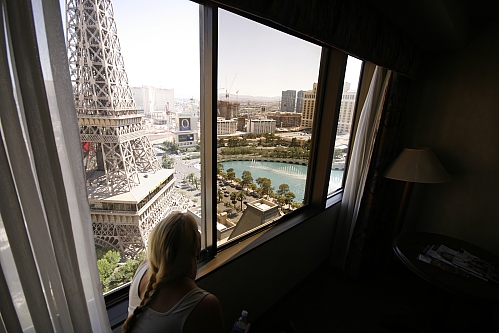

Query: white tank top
<box><xmin>127</xmin><ymin>262</ymin><xmax>149</xmax><ymax>316</ymax></box>
<box><xmin>130</xmin><ymin>287</ymin><xmax>209</xmax><ymax>333</ymax></box>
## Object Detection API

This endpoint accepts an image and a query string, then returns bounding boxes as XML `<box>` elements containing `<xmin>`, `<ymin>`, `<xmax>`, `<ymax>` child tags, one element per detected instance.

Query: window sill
<box><xmin>197</xmin><ymin>195</ymin><xmax>341</xmax><ymax>279</ymax></box>
<box><xmin>106</xmin><ymin>191</ymin><xmax>343</xmax><ymax>329</ymax></box>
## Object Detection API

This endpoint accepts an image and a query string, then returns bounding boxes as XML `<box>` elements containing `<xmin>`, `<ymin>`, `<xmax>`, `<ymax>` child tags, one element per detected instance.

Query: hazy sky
<box><xmin>107</xmin><ymin>0</ymin><xmax>361</xmax><ymax>98</ymax></box>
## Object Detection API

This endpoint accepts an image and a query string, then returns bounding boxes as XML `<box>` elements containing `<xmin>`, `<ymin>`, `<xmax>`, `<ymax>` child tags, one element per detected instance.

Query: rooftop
<box><xmin>86</xmin><ymin>168</ymin><xmax>174</xmax><ymax>203</ymax></box>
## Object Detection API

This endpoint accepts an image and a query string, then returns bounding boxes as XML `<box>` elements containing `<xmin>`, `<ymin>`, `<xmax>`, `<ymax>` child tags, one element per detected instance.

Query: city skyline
<box><xmin>110</xmin><ymin>0</ymin><xmax>362</xmax><ymax>98</ymax></box>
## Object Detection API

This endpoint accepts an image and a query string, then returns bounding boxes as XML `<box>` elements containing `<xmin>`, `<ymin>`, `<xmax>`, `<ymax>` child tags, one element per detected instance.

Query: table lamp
<box><xmin>384</xmin><ymin>147</ymin><xmax>451</xmax><ymax>237</ymax></box>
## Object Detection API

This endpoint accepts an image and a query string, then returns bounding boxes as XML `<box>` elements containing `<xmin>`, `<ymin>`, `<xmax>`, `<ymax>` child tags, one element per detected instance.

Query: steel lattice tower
<box><xmin>66</xmin><ymin>0</ymin><xmax>188</xmax><ymax>256</ymax></box>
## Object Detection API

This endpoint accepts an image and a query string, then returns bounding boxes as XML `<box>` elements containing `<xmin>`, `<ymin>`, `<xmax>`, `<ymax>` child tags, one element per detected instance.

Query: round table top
<box><xmin>393</xmin><ymin>232</ymin><xmax>499</xmax><ymax>306</ymax></box>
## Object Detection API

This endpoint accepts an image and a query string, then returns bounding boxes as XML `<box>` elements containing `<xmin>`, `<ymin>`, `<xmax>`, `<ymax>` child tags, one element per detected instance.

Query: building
<box><xmin>267</xmin><ymin>111</ymin><xmax>301</xmax><ymax>128</ymax></box>
<box><xmin>217</xmin><ymin>117</ymin><xmax>238</xmax><ymax>135</ymax></box>
<box><xmin>228</xmin><ymin>199</ymin><xmax>280</xmax><ymax>240</ymax></box>
<box><xmin>173</xmin><ymin>111</ymin><xmax>199</xmax><ymax>148</ymax></box>
<box><xmin>296</xmin><ymin>90</ymin><xmax>304</xmax><ymax>113</ymax></box>
<box><xmin>5</xmin><ymin>0</ymin><xmax>499</xmax><ymax>332</ymax></box>
<box><xmin>132</xmin><ymin>85</ymin><xmax>175</xmax><ymax>124</ymax></box>
<box><xmin>300</xmin><ymin>83</ymin><xmax>317</xmax><ymax>129</ymax></box>
<box><xmin>247</xmin><ymin>118</ymin><xmax>277</xmax><ymax>134</ymax></box>
<box><xmin>281</xmin><ymin>90</ymin><xmax>296</xmax><ymax>113</ymax></box>
<box><xmin>217</xmin><ymin>100</ymin><xmax>240</xmax><ymax>119</ymax></box>
<box><xmin>338</xmin><ymin>82</ymin><xmax>357</xmax><ymax>134</ymax></box>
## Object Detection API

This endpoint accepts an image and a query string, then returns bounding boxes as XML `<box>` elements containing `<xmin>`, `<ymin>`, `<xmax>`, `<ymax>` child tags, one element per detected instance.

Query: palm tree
<box><xmin>236</xmin><ymin>190</ymin><xmax>246</xmax><ymax>210</ymax></box>
<box><xmin>217</xmin><ymin>189</ymin><xmax>224</xmax><ymax>203</ymax></box>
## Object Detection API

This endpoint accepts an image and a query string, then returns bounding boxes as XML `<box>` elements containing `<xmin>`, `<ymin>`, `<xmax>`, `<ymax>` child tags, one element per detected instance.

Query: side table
<box><xmin>393</xmin><ymin>232</ymin><xmax>499</xmax><ymax>331</ymax></box>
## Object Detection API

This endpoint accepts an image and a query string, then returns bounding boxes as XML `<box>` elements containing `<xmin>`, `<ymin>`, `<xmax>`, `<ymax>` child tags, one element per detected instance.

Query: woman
<box><xmin>122</xmin><ymin>212</ymin><xmax>224</xmax><ymax>333</ymax></box>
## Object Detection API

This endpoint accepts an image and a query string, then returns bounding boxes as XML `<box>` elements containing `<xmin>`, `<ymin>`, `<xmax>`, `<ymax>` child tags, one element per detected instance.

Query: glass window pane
<box><xmin>328</xmin><ymin>56</ymin><xmax>363</xmax><ymax>194</ymax></box>
<box><xmin>217</xmin><ymin>9</ymin><xmax>321</xmax><ymax>245</ymax></box>
<box><xmin>63</xmin><ymin>0</ymin><xmax>201</xmax><ymax>293</ymax></box>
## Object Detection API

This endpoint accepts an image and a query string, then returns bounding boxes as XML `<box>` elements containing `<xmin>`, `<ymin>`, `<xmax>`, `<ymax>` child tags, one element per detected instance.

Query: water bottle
<box><xmin>231</xmin><ymin>310</ymin><xmax>248</xmax><ymax>333</ymax></box>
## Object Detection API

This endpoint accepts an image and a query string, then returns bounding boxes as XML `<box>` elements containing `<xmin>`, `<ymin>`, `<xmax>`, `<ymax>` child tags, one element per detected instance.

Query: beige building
<box><xmin>338</xmin><ymin>83</ymin><xmax>356</xmax><ymax>134</ymax></box>
<box><xmin>217</xmin><ymin>117</ymin><xmax>238</xmax><ymax>135</ymax></box>
<box><xmin>300</xmin><ymin>82</ymin><xmax>356</xmax><ymax>132</ymax></box>
<box><xmin>267</xmin><ymin>112</ymin><xmax>301</xmax><ymax>128</ymax></box>
<box><xmin>247</xmin><ymin>118</ymin><xmax>276</xmax><ymax>135</ymax></box>
<box><xmin>300</xmin><ymin>83</ymin><xmax>317</xmax><ymax>129</ymax></box>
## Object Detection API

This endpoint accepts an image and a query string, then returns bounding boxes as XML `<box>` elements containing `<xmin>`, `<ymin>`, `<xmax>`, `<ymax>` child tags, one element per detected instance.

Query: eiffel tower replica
<box><xmin>66</xmin><ymin>0</ymin><xmax>188</xmax><ymax>257</ymax></box>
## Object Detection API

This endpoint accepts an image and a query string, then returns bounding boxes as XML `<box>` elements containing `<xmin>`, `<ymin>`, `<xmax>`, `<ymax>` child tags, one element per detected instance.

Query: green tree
<box><xmin>230</xmin><ymin>191</ymin><xmax>237</xmax><ymax>203</ymax></box>
<box><xmin>162</xmin><ymin>155</ymin><xmax>174</xmax><ymax>169</ymax></box>
<box><xmin>217</xmin><ymin>162</ymin><xmax>224</xmax><ymax>174</ymax></box>
<box><xmin>241</xmin><ymin>170</ymin><xmax>253</xmax><ymax>190</ymax></box>
<box><xmin>276</xmin><ymin>195</ymin><xmax>286</xmax><ymax>208</ymax></box>
<box><xmin>228</xmin><ymin>137</ymin><xmax>239</xmax><ymax>148</ymax></box>
<box><xmin>97</xmin><ymin>250</ymin><xmax>120</xmax><ymax>286</ymax></box>
<box><xmin>226</xmin><ymin>168</ymin><xmax>236</xmax><ymax>182</ymax></box>
<box><xmin>277</xmin><ymin>183</ymin><xmax>290</xmax><ymax>196</ymax></box>
<box><xmin>217</xmin><ymin>189</ymin><xmax>224</xmax><ymax>203</ymax></box>
<box><xmin>103</xmin><ymin>251</ymin><xmax>146</xmax><ymax>292</ymax></box>
<box><xmin>249</xmin><ymin>183</ymin><xmax>258</xmax><ymax>195</ymax></box>
<box><xmin>236</xmin><ymin>190</ymin><xmax>246</xmax><ymax>210</ymax></box>
<box><xmin>161</xmin><ymin>140</ymin><xmax>179</xmax><ymax>154</ymax></box>
<box><xmin>217</xmin><ymin>138</ymin><xmax>226</xmax><ymax>148</ymax></box>
<box><xmin>303</xmin><ymin>139</ymin><xmax>311</xmax><ymax>151</ymax></box>
<box><xmin>186</xmin><ymin>172</ymin><xmax>195</xmax><ymax>185</ymax></box>
<box><xmin>192</xmin><ymin>175</ymin><xmax>199</xmax><ymax>189</ymax></box>
<box><xmin>256</xmin><ymin>177</ymin><xmax>274</xmax><ymax>198</ymax></box>
<box><xmin>284</xmin><ymin>191</ymin><xmax>296</xmax><ymax>208</ymax></box>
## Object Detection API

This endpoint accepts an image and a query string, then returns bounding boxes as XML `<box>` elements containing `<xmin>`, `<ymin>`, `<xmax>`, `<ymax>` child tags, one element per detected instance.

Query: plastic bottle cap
<box><xmin>241</xmin><ymin>310</ymin><xmax>248</xmax><ymax>317</ymax></box>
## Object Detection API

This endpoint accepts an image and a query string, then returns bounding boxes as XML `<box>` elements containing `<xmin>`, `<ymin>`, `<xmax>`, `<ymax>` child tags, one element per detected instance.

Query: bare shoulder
<box><xmin>184</xmin><ymin>293</ymin><xmax>224</xmax><ymax>333</ymax></box>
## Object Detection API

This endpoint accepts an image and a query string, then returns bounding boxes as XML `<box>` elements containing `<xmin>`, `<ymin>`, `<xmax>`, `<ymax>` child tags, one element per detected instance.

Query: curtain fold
<box><xmin>330</xmin><ymin>66</ymin><xmax>392</xmax><ymax>269</ymax></box>
<box><xmin>347</xmin><ymin>72</ymin><xmax>411</xmax><ymax>276</ymax></box>
<box><xmin>0</xmin><ymin>0</ymin><xmax>110</xmax><ymax>331</ymax></box>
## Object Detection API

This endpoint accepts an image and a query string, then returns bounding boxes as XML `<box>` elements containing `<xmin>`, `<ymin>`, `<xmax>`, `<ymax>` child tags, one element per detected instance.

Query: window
<box><xmin>63</xmin><ymin>0</ymin><xmax>202</xmax><ymax>293</ymax></box>
<box><xmin>216</xmin><ymin>8</ymin><xmax>322</xmax><ymax>245</ymax></box>
<box><xmin>60</xmin><ymin>0</ymin><xmax>358</xmax><ymax>294</ymax></box>
<box><xmin>3</xmin><ymin>0</ymin><xmax>372</xmax><ymax>330</ymax></box>
<box><xmin>328</xmin><ymin>55</ymin><xmax>363</xmax><ymax>194</ymax></box>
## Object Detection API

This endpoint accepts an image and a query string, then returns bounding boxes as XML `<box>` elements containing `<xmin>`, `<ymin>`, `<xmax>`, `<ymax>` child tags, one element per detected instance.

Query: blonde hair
<box><xmin>122</xmin><ymin>212</ymin><xmax>200</xmax><ymax>333</ymax></box>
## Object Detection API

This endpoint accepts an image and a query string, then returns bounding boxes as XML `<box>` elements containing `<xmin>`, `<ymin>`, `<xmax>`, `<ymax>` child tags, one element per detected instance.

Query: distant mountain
<box><xmin>217</xmin><ymin>93</ymin><xmax>280</xmax><ymax>103</ymax></box>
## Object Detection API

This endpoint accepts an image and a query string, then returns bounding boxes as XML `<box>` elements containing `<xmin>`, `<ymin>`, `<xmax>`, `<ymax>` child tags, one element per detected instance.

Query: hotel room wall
<box><xmin>197</xmin><ymin>203</ymin><xmax>340</xmax><ymax>331</ymax></box>
<box><xmin>401</xmin><ymin>21</ymin><xmax>499</xmax><ymax>256</ymax></box>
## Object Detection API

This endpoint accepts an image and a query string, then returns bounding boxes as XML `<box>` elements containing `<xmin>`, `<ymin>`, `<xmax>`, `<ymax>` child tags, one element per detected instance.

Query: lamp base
<box><xmin>393</xmin><ymin>181</ymin><xmax>414</xmax><ymax>238</ymax></box>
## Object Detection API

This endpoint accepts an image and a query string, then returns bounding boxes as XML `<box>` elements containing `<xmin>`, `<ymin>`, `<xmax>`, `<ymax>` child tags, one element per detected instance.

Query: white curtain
<box><xmin>0</xmin><ymin>0</ymin><xmax>110</xmax><ymax>331</ymax></box>
<box><xmin>330</xmin><ymin>66</ymin><xmax>392</xmax><ymax>269</ymax></box>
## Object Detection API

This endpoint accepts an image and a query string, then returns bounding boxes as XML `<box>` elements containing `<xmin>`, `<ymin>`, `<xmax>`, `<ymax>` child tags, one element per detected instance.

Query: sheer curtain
<box><xmin>330</xmin><ymin>66</ymin><xmax>392</xmax><ymax>269</ymax></box>
<box><xmin>0</xmin><ymin>0</ymin><xmax>110</xmax><ymax>331</ymax></box>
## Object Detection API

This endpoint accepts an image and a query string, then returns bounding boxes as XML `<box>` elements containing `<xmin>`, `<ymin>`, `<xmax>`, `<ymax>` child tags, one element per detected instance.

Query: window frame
<box><xmin>102</xmin><ymin>0</ymin><xmax>359</xmax><ymax>321</ymax></box>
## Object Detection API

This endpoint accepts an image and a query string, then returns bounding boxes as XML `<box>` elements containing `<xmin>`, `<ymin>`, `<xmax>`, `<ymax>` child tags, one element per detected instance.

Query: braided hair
<box><xmin>122</xmin><ymin>212</ymin><xmax>200</xmax><ymax>333</ymax></box>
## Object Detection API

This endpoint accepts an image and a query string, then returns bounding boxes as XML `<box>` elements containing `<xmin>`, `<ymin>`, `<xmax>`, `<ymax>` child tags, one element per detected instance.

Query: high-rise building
<box><xmin>300</xmin><ymin>83</ymin><xmax>317</xmax><ymax>129</ymax></box>
<box><xmin>281</xmin><ymin>90</ymin><xmax>296</xmax><ymax>113</ymax></box>
<box><xmin>296</xmin><ymin>90</ymin><xmax>305</xmax><ymax>113</ymax></box>
<box><xmin>338</xmin><ymin>83</ymin><xmax>356</xmax><ymax>134</ymax></box>
<box><xmin>131</xmin><ymin>86</ymin><xmax>174</xmax><ymax>125</ymax></box>
<box><xmin>66</xmin><ymin>0</ymin><xmax>187</xmax><ymax>256</ymax></box>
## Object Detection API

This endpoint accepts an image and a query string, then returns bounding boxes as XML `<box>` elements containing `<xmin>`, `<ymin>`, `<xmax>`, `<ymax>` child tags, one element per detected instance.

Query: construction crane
<box><xmin>225</xmin><ymin>73</ymin><xmax>237</xmax><ymax>102</ymax></box>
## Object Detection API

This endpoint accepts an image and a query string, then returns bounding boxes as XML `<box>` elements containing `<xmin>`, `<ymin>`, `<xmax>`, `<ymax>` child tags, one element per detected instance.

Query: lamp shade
<box><xmin>384</xmin><ymin>147</ymin><xmax>451</xmax><ymax>183</ymax></box>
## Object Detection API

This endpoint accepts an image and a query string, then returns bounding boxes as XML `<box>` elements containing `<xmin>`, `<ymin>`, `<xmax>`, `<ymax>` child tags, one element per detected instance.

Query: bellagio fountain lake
<box><xmin>220</xmin><ymin>160</ymin><xmax>344</xmax><ymax>202</ymax></box>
